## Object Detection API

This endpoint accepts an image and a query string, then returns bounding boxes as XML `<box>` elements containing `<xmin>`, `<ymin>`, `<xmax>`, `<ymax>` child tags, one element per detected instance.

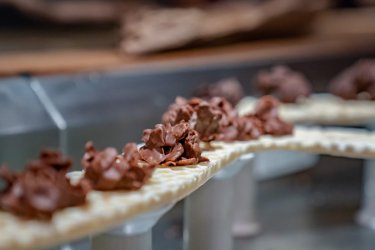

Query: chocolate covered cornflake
<box><xmin>140</xmin><ymin>122</ymin><xmax>208</xmax><ymax>166</ymax></box>
<box><xmin>162</xmin><ymin>96</ymin><xmax>293</xmax><ymax>143</ymax></box>
<box><xmin>220</xmin><ymin>96</ymin><xmax>292</xmax><ymax>140</ymax></box>
<box><xmin>255</xmin><ymin>65</ymin><xmax>312</xmax><ymax>103</ymax></box>
<box><xmin>0</xmin><ymin>150</ymin><xmax>88</xmax><ymax>220</ymax></box>
<box><xmin>82</xmin><ymin>142</ymin><xmax>155</xmax><ymax>191</ymax></box>
<box><xmin>329</xmin><ymin>59</ymin><xmax>375</xmax><ymax>100</ymax></box>
<box><xmin>253</xmin><ymin>96</ymin><xmax>293</xmax><ymax>136</ymax></box>
<box><xmin>193</xmin><ymin>78</ymin><xmax>244</xmax><ymax>106</ymax></box>
<box><xmin>162</xmin><ymin>96</ymin><xmax>237</xmax><ymax>142</ymax></box>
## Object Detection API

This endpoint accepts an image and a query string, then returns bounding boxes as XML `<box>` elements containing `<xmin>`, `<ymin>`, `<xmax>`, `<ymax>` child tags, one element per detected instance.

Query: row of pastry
<box><xmin>0</xmin><ymin>93</ymin><xmax>292</xmax><ymax>220</ymax></box>
<box><xmin>195</xmin><ymin>58</ymin><xmax>375</xmax><ymax>104</ymax></box>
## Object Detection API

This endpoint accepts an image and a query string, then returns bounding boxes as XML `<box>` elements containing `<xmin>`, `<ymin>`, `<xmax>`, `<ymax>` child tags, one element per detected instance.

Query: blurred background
<box><xmin>1</xmin><ymin>0</ymin><xmax>375</xmax><ymax>249</ymax></box>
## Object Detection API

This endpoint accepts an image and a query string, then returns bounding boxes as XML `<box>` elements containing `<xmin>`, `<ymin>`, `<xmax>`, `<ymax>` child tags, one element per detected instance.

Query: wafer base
<box><xmin>237</xmin><ymin>94</ymin><xmax>375</xmax><ymax>125</ymax></box>
<box><xmin>1</xmin><ymin>126</ymin><xmax>375</xmax><ymax>250</ymax></box>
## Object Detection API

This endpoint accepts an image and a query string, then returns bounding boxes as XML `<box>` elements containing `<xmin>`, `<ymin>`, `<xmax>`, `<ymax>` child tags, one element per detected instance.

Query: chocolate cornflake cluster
<box><xmin>0</xmin><ymin>93</ymin><xmax>293</xmax><ymax>220</ymax></box>
<box><xmin>193</xmin><ymin>78</ymin><xmax>244</xmax><ymax>106</ymax></box>
<box><xmin>162</xmin><ymin>96</ymin><xmax>237</xmax><ymax>142</ymax></box>
<box><xmin>139</xmin><ymin>122</ymin><xmax>209</xmax><ymax>166</ymax></box>
<box><xmin>253</xmin><ymin>96</ymin><xmax>293</xmax><ymax>136</ymax></box>
<box><xmin>0</xmin><ymin>150</ymin><xmax>88</xmax><ymax>220</ymax></box>
<box><xmin>255</xmin><ymin>65</ymin><xmax>312</xmax><ymax>103</ymax></box>
<box><xmin>220</xmin><ymin>95</ymin><xmax>293</xmax><ymax>141</ymax></box>
<box><xmin>82</xmin><ymin>142</ymin><xmax>155</xmax><ymax>191</ymax></box>
<box><xmin>162</xmin><ymin>95</ymin><xmax>293</xmax><ymax>142</ymax></box>
<box><xmin>329</xmin><ymin>59</ymin><xmax>375</xmax><ymax>100</ymax></box>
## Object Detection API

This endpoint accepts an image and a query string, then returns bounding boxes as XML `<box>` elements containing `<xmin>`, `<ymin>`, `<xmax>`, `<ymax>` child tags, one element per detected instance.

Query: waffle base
<box><xmin>1</xmin><ymin>126</ymin><xmax>375</xmax><ymax>250</ymax></box>
<box><xmin>236</xmin><ymin>94</ymin><xmax>375</xmax><ymax>125</ymax></box>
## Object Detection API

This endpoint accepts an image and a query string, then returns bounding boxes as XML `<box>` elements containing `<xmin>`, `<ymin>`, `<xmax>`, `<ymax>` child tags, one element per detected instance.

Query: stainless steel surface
<box><xmin>233</xmin><ymin>155</ymin><xmax>260</xmax><ymax>238</ymax></box>
<box><xmin>30</xmin><ymin>79</ymin><xmax>68</xmax><ymax>154</ymax></box>
<box><xmin>357</xmin><ymin>159</ymin><xmax>375</xmax><ymax>230</ymax></box>
<box><xmin>92</xmin><ymin>232</ymin><xmax>152</xmax><ymax>250</ymax></box>
<box><xmin>255</xmin><ymin>151</ymin><xmax>319</xmax><ymax>180</ymax></box>
<box><xmin>357</xmin><ymin>123</ymin><xmax>375</xmax><ymax>230</ymax></box>
<box><xmin>92</xmin><ymin>204</ymin><xmax>174</xmax><ymax>250</ymax></box>
<box><xmin>235</xmin><ymin>156</ymin><xmax>368</xmax><ymax>250</ymax></box>
<box><xmin>213</xmin><ymin>154</ymin><xmax>253</xmax><ymax>180</ymax></box>
<box><xmin>0</xmin><ymin>77</ymin><xmax>58</xmax><ymax>168</ymax></box>
<box><xmin>49</xmin><ymin>238</ymin><xmax>90</xmax><ymax>250</ymax></box>
<box><xmin>153</xmin><ymin>156</ymin><xmax>373</xmax><ymax>250</ymax></box>
<box><xmin>184</xmin><ymin>177</ymin><xmax>234</xmax><ymax>250</ymax></box>
<box><xmin>183</xmin><ymin>159</ymin><xmax>246</xmax><ymax>250</ymax></box>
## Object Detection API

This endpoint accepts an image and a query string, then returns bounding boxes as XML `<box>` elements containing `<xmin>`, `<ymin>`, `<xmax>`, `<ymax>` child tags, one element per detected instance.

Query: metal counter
<box><xmin>0</xmin><ymin>52</ymin><xmax>373</xmax><ymax>167</ymax></box>
<box><xmin>0</xmin><ymin>77</ymin><xmax>58</xmax><ymax>168</ymax></box>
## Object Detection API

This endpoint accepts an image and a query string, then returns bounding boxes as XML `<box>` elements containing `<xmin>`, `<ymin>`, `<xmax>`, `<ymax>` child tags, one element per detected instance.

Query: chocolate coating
<box><xmin>233</xmin><ymin>115</ymin><xmax>265</xmax><ymax>140</ymax></box>
<box><xmin>140</xmin><ymin>122</ymin><xmax>208</xmax><ymax>166</ymax></box>
<box><xmin>256</xmin><ymin>65</ymin><xmax>312</xmax><ymax>103</ymax></box>
<box><xmin>162</xmin><ymin>96</ymin><xmax>239</xmax><ymax>142</ymax></box>
<box><xmin>329</xmin><ymin>59</ymin><xmax>375</xmax><ymax>100</ymax></box>
<box><xmin>0</xmin><ymin>150</ymin><xmax>88</xmax><ymax>220</ymax></box>
<box><xmin>162</xmin><ymin>97</ymin><xmax>195</xmax><ymax>127</ymax></box>
<box><xmin>193</xmin><ymin>78</ymin><xmax>245</xmax><ymax>106</ymax></box>
<box><xmin>82</xmin><ymin>142</ymin><xmax>155</xmax><ymax>191</ymax></box>
<box><xmin>232</xmin><ymin>96</ymin><xmax>292</xmax><ymax>139</ymax></box>
<box><xmin>254</xmin><ymin>96</ymin><xmax>293</xmax><ymax>136</ymax></box>
<box><xmin>163</xmin><ymin>96</ymin><xmax>292</xmax><ymax>142</ymax></box>
<box><xmin>220</xmin><ymin>96</ymin><xmax>293</xmax><ymax>140</ymax></box>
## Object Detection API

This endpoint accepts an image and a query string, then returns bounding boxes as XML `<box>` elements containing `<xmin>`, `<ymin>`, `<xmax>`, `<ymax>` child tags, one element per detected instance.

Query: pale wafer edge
<box><xmin>221</xmin><ymin>126</ymin><xmax>375</xmax><ymax>159</ymax></box>
<box><xmin>236</xmin><ymin>94</ymin><xmax>375</xmax><ymax>125</ymax></box>
<box><xmin>1</xmin><ymin>126</ymin><xmax>375</xmax><ymax>250</ymax></box>
<box><xmin>0</xmin><ymin>144</ymin><xmax>242</xmax><ymax>250</ymax></box>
